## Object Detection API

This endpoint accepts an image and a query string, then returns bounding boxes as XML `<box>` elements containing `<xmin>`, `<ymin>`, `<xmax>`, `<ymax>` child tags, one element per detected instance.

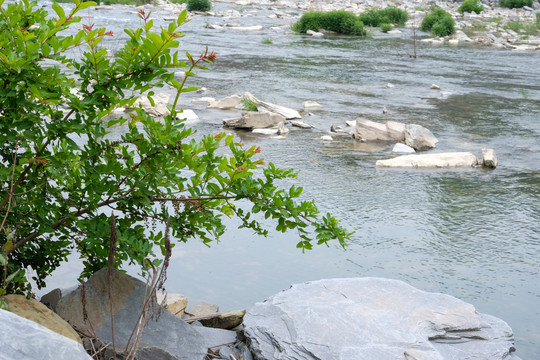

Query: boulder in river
<box><xmin>243</xmin><ymin>278</ymin><xmax>520</xmax><ymax>360</ymax></box>
<box><xmin>223</xmin><ymin>110</ymin><xmax>286</xmax><ymax>130</ymax></box>
<box><xmin>376</xmin><ymin>152</ymin><xmax>479</xmax><ymax>168</ymax></box>
<box><xmin>244</xmin><ymin>92</ymin><xmax>302</xmax><ymax>119</ymax></box>
<box><xmin>404</xmin><ymin>124</ymin><xmax>438</xmax><ymax>151</ymax></box>
<box><xmin>353</xmin><ymin>118</ymin><xmax>406</xmax><ymax>142</ymax></box>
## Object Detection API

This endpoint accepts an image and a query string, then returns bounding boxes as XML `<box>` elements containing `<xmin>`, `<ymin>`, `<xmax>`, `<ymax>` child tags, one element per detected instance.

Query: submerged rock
<box><xmin>243</xmin><ymin>278</ymin><xmax>520</xmax><ymax>360</ymax></box>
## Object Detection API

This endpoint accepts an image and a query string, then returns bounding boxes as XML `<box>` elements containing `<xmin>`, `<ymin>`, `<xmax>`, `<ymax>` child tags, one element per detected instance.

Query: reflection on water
<box><xmin>40</xmin><ymin>1</ymin><xmax>540</xmax><ymax>357</ymax></box>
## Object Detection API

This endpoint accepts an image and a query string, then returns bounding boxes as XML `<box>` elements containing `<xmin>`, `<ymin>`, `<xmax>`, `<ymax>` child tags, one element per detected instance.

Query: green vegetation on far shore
<box><xmin>292</xmin><ymin>7</ymin><xmax>408</xmax><ymax>36</ymax></box>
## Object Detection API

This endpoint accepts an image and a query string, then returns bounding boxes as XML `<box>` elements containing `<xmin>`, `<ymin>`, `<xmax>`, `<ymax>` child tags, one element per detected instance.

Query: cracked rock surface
<box><xmin>243</xmin><ymin>278</ymin><xmax>520</xmax><ymax>360</ymax></box>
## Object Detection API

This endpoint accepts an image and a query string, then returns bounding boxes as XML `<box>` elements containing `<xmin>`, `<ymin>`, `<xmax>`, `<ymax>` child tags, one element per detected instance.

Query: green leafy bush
<box><xmin>499</xmin><ymin>0</ymin><xmax>532</xmax><ymax>8</ymax></box>
<box><xmin>187</xmin><ymin>0</ymin><xmax>211</xmax><ymax>12</ymax></box>
<box><xmin>358</xmin><ymin>7</ymin><xmax>408</xmax><ymax>27</ymax></box>
<box><xmin>458</xmin><ymin>0</ymin><xmax>484</xmax><ymax>13</ymax></box>
<box><xmin>420</xmin><ymin>7</ymin><xmax>455</xmax><ymax>37</ymax></box>
<box><xmin>293</xmin><ymin>10</ymin><xmax>365</xmax><ymax>35</ymax></box>
<box><xmin>380</xmin><ymin>23</ymin><xmax>393</xmax><ymax>33</ymax></box>
<box><xmin>292</xmin><ymin>11</ymin><xmax>324</xmax><ymax>33</ymax></box>
<box><xmin>0</xmin><ymin>1</ymin><xmax>351</xmax><ymax>294</ymax></box>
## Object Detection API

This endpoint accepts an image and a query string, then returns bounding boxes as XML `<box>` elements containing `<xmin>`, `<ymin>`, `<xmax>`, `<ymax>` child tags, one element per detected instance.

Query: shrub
<box><xmin>292</xmin><ymin>11</ymin><xmax>324</xmax><ymax>33</ymax></box>
<box><xmin>420</xmin><ymin>7</ymin><xmax>455</xmax><ymax>37</ymax></box>
<box><xmin>380</xmin><ymin>23</ymin><xmax>393</xmax><ymax>33</ymax></box>
<box><xmin>187</xmin><ymin>0</ymin><xmax>211</xmax><ymax>12</ymax></box>
<box><xmin>499</xmin><ymin>0</ymin><xmax>532</xmax><ymax>8</ymax></box>
<box><xmin>0</xmin><ymin>1</ymin><xmax>351</xmax><ymax>295</ymax></box>
<box><xmin>358</xmin><ymin>7</ymin><xmax>408</xmax><ymax>27</ymax></box>
<box><xmin>458</xmin><ymin>0</ymin><xmax>484</xmax><ymax>14</ymax></box>
<box><xmin>293</xmin><ymin>10</ymin><xmax>365</xmax><ymax>35</ymax></box>
<box><xmin>380</xmin><ymin>7</ymin><xmax>408</xmax><ymax>26</ymax></box>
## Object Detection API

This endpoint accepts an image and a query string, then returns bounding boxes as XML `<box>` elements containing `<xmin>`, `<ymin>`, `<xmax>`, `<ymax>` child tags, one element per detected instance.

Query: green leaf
<box><xmin>52</xmin><ymin>2</ymin><xmax>65</xmax><ymax>19</ymax></box>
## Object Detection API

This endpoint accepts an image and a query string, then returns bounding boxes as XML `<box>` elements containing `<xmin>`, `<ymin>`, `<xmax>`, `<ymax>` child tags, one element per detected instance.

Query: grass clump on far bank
<box><xmin>458</xmin><ymin>0</ymin><xmax>484</xmax><ymax>14</ymax></box>
<box><xmin>420</xmin><ymin>7</ymin><xmax>455</xmax><ymax>37</ymax></box>
<box><xmin>503</xmin><ymin>19</ymin><xmax>539</xmax><ymax>35</ymax></box>
<box><xmin>358</xmin><ymin>7</ymin><xmax>408</xmax><ymax>27</ymax></box>
<box><xmin>187</xmin><ymin>0</ymin><xmax>211</xmax><ymax>11</ymax></box>
<box><xmin>499</xmin><ymin>0</ymin><xmax>532</xmax><ymax>8</ymax></box>
<box><xmin>292</xmin><ymin>10</ymin><xmax>366</xmax><ymax>35</ymax></box>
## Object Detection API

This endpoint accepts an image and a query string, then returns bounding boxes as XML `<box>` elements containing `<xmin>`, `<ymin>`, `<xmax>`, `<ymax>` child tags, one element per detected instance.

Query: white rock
<box><xmin>291</xmin><ymin>120</ymin><xmax>313</xmax><ymax>129</ymax></box>
<box><xmin>176</xmin><ymin>109</ymin><xmax>199</xmax><ymax>123</ymax></box>
<box><xmin>345</xmin><ymin>120</ymin><xmax>356</xmax><ymax>127</ymax></box>
<box><xmin>448</xmin><ymin>39</ymin><xmax>459</xmax><ymax>46</ymax></box>
<box><xmin>376</xmin><ymin>152</ymin><xmax>479</xmax><ymax>168</ymax></box>
<box><xmin>386</xmin><ymin>82</ymin><xmax>395</xmax><ymax>88</ymax></box>
<box><xmin>224</xmin><ymin>110</ymin><xmax>286</xmax><ymax>130</ymax></box>
<box><xmin>207</xmin><ymin>24</ymin><xmax>223</xmax><ymax>29</ymax></box>
<box><xmin>392</xmin><ymin>143</ymin><xmax>416</xmax><ymax>153</ymax></box>
<box><xmin>482</xmin><ymin>148</ymin><xmax>498</xmax><ymax>168</ymax></box>
<box><xmin>303</xmin><ymin>101</ymin><xmax>322</xmax><ymax>108</ymax></box>
<box><xmin>277</xmin><ymin>122</ymin><xmax>289</xmax><ymax>135</ymax></box>
<box><xmin>354</xmin><ymin>119</ymin><xmax>406</xmax><ymax>142</ymax></box>
<box><xmin>244</xmin><ymin>92</ymin><xmax>301</xmax><ymax>119</ymax></box>
<box><xmin>320</xmin><ymin>135</ymin><xmax>333</xmax><ymax>141</ymax></box>
<box><xmin>133</xmin><ymin>93</ymin><xmax>170</xmax><ymax>117</ymax></box>
<box><xmin>230</xmin><ymin>25</ymin><xmax>263</xmax><ymax>31</ymax></box>
<box><xmin>387</xmin><ymin>29</ymin><xmax>402</xmax><ymax>34</ymax></box>
<box><xmin>431</xmin><ymin>84</ymin><xmax>441</xmax><ymax>90</ymax></box>
<box><xmin>208</xmin><ymin>94</ymin><xmax>242</xmax><ymax>109</ymax></box>
<box><xmin>253</xmin><ymin>128</ymin><xmax>279</xmax><ymax>135</ymax></box>
<box><xmin>192</xmin><ymin>97</ymin><xmax>216</xmax><ymax>104</ymax></box>
<box><xmin>404</xmin><ymin>124</ymin><xmax>438</xmax><ymax>150</ymax></box>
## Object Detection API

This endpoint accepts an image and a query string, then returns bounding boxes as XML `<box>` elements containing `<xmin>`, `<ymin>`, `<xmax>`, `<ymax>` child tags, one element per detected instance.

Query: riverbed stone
<box><xmin>376</xmin><ymin>152</ymin><xmax>479</xmax><ymax>168</ymax></box>
<box><xmin>404</xmin><ymin>124</ymin><xmax>438</xmax><ymax>150</ymax></box>
<box><xmin>223</xmin><ymin>110</ymin><xmax>286</xmax><ymax>129</ymax></box>
<box><xmin>354</xmin><ymin>119</ymin><xmax>406</xmax><ymax>142</ymax></box>
<box><xmin>156</xmin><ymin>293</ymin><xmax>188</xmax><ymax>318</ymax></box>
<box><xmin>208</xmin><ymin>94</ymin><xmax>242</xmax><ymax>109</ymax></box>
<box><xmin>243</xmin><ymin>278</ymin><xmax>519</xmax><ymax>360</ymax></box>
<box><xmin>482</xmin><ymin>148</ymin><xmax>498</xmax><ymax>168</ymax></box>
<box><xmin>392</xmin><ymin>142</ymin><xmax>416</xmax><ymax>153</ymax></box>
<box><xmin>244</xmin><ymin>92</ymin><xmax>302</xmax><ymax>119</ymax></box>
<box><xmin>133</xmin><ymin>93</ymin><xmax>170</xmax><ymax>117</ymax></box>
<box><xmin>0</xmin><ymin>309</ymin><xmax>92</xmax><ymax>360</ymax></box>
<box><xmin>55</xmin><ymin>269</ymin><xmax>207</xmax><ymax>360</ymax></box>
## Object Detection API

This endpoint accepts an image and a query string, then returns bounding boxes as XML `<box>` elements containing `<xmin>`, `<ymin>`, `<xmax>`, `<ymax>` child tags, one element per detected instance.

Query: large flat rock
<box><xmin>376</xmin><ymin>152</ymin><xmax>479</xmax><ymax>168</ymax></box>
<box><xmin>243</xmin><ymin>278</ymin><xmax>519</xmax><ymax>360</ymax></box>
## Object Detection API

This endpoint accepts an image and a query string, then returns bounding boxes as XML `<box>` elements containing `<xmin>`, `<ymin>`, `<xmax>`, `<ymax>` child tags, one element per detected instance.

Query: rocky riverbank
<box><xmin>208</xmin><ymin>0</ymin><xmax>540</xmax><ymax>50</ymax></box>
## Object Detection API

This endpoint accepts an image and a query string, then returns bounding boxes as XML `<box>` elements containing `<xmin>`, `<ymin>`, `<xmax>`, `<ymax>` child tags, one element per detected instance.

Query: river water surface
<box><xmin>42</xmin><ymin>1</ymin><xmax>540</xmax><ymax>357</ymax></box>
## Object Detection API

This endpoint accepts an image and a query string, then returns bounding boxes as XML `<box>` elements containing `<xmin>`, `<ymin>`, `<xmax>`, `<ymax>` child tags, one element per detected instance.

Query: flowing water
<box><xmin>41</xmin><ymin>2</ymin><xmax>540</xmax><ymax>357</ymax></box>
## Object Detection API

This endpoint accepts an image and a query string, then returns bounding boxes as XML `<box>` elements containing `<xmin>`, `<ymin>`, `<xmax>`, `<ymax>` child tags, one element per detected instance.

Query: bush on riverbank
<box><xmin>420</xmin><ymin>7</ymin><xmax>455</xmax><ymax>37</ymax></box>
<box><xmin>187</xmin><ymin>0</ymin><xmax>211</xmax><ymax>12</ymax></box>
<box><xmin>458</xmin><ymin>0</ymin><xmax>484</xmax><ymax>14</ymax></box>
<box><xmin>358</xmin><ymin>7</ymin><xmax>408</xmax><ymax>27</ymax></box>
<box><xmin>499</xmin><ymin>0</ymin><xmax>533</xmax><ymax>8</ymax></box>
<box><xmin>292</xmin><ymin>10</ymin><xmax>366</xmax><ymax>35</ymax></box>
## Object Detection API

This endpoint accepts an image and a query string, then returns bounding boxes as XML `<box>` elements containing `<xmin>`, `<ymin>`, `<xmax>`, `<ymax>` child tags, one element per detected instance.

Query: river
<box><xmin>41</xmin><ymin>1</ymin><xmax>540</xmax><ymax>357</ymax></box>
